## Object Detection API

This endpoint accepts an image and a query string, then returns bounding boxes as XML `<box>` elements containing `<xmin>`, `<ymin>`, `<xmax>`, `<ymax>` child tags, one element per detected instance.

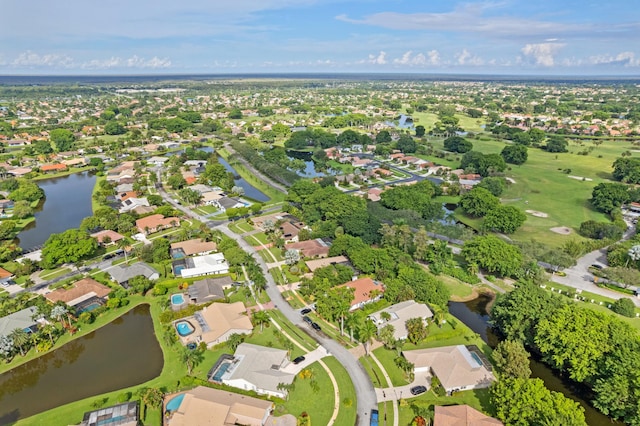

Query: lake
<box><xmin>286</xmin><ymin>150</ymin><xmax>338</xmax><ymax>178</ymax></box>
<box><xmin>216</xmin><ymin>156</ymin><xmax>269</xmax><ymax>202</ymax></box>
<box><xmin>449</xmin><ymin>295</ymin><xmax>621</xmax><ymax>426</ymax></box>
<box><xmin>0</xmin><ymin>304</ymin><xmax>163</xmax><ymax>425</ymax></box>
<box><xmin>16</xmin><ymin>171</ymin><xmax>97</xmax><ymax>251</ymax></box>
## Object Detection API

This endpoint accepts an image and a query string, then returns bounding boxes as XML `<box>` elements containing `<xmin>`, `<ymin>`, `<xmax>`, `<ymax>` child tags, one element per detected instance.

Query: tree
<box><xmin>284</xmin><ymin>249</ymin><xmax>300</xmax><ymax>266</ymax></box>
<box><xmin>377</xmin><ymin>324</ymin><xmax>396</xmax><ymax>349</ymax></box>
<box><xmin>492</xmin><ymin>340</ymin><xmax>531</xmax><ymax>379</ymax></box>
<box><xmin>491</xmin><ymin>378</ymin><xmax>586</xmax><ymax>426</ymax></box>
<box><xmin>604</xmin><ymin>267</ymin><xmax>640</xmax><ymax>289</ymax></box>
<box><xmin>612</xmin><ymin>157</ymin><xmax>640</xmax><ymax>184</ymax></box>
<box><xmin>49</xmin><ymin>128</ymin><xmax>75</xmax><ymax>152</ymax></box>
<box><xmin>251</xmin><ymin>310</ymin><xmax>270</xmax><ymax>332</ymax></box>
<box><xmin>0</xmin><ymin>334</ymin><xmax>13</xmax><ymax>361</ymax></box>
<box><xmin>591</xmin><ymin>182</ymin><xmax>629</xmax><ymax>213</ymax></box>
<box><xmin>11</xmin><ymin>200</ymin><xmax>33</xmax><ymax>219</ymax></box>
<box><xmin>415</xmin><ymin>125</ymin><xmax>426</xmax><ymax>137</ymax></box>
<box><xmin>376</xmin><ymin>130</ymin><xmax>392</xmax><ymax>143</ymax></box>
<box><xmin>477</xmin><ymin>176</ymin><xmax>507</xmax><ymax>196</ymax></box>
<box><xmin>443</xmin><ymin>136</ymin><xmax>472</xmax><ymax>153</ymax></box>
<box><xmin>611</xmin><ymin>298</ymin><xmax>636</xmax><ymax>317</ymax></box>
<box><xmin>182</xmin><ymin>347</ymin><xmax>204</xmax><ymax>375</ymax></box>
<box><xmin>501</xmin><ymin>144</ymin><xmax>528</xmax><ymax>165</ymax></box>
<box><xmin>358</xmin><ymin>318</ymin><xmax>378</xmax><ymax>356</ymax></box>
<box><xmin>484</xmin><ymin>205</ymin><xmax>527</xmax><ymax>234</ymax></box>
<box><xmin>459</xmin><ymin>187</ymin><xmax>499</xmax><ymax>218</ymax></box>
<box><xmin>167</xmin><ymin>173</ymin><xmax>187</xmax><ymax>190</ymax></box>
<box><xmin>227</xmin><ymin>333</ymin><xmax>245</xmax><ymax>351</ymax></box>
<box><xmin>545</xmin><ymin>135</ymin><xmax>569</xmax><ymax>153</ymax></box>
<box><xmin>10</xmin><ymin>328</ymin><xmax>29</xmax><ymax>356</ymax></box>
<box><xmin>461</xmin><ymin>235</ymin><xmax>522</xmax><ymax>277</ymax></box>
<box><xmin>104</xmin><ymin>121</ymin><xmax>126</xmax><ymax>135</ymax></box>
<box><xmin>178</xmin><ymin>188</ymin><xmax>202</xmax><ymax>207</ymax></box>
<box><xmin>50</xmin><ymin>305</ymin><xmax>69</xmax><ymax>327</ymax></box>
<box><xmin>41</xmin><ymin>228</ymin><xmax>99</xmax><ymax>268</ymax></box>
<box><xmin>405</xmin><ymin>318</ymin><xmax>428</xmax><ymax>344</ymax></box>
<box><xmin>396</xmin><ymin>135</ymin><xmax>417</xmax><ymax>153</ymax></box>
<box><xmin>627</xmin><ymin>245</ymin><xmax>640</xmax><ymax>267</ymax></box>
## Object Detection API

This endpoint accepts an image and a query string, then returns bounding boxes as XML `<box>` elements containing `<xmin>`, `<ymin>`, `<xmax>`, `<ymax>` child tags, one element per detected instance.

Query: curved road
<box><xmin>157</xmin><ymin>173</ymin><xmax>377</xmax><ymax>425</ymax></box>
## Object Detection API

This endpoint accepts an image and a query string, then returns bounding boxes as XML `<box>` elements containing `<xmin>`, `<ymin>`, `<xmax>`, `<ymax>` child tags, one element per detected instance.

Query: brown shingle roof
<box><xmin>45</xmin><ymin>278</ymin><xmax>112</xmax><ymax>306</ymax></box>
<box><xmin>434</xmin><ymin>405</ymin><xmax>503</xmax><ymax>426</ymax></box>
<box><xmin>170</xmin><ymin>239</ymin><xmax>217</xmax><ymax>256</ymax></box>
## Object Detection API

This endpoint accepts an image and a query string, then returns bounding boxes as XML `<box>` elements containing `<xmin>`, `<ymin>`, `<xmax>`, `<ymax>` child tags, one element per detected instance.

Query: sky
<box><xmin>2</xmin><ymin>0</ymin><xmax>640</xmax><ymax>75</ymax></box>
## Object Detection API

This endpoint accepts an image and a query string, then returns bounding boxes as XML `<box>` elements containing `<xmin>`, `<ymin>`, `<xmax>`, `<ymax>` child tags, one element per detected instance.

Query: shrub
<box><xmin>611</xmin><ymin>298</ymin><xmax>636</xmax><ymax>317</ymax></box>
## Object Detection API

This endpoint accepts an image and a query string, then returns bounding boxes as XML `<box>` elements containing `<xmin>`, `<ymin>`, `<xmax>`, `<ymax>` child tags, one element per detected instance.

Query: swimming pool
<box><xmin>165</xmin><ymin>393</ymin><xmax>185</xmax><ymax>412</ymax></box>
<box><xmin>77</xmin><ymin>302</ymin><xmax>101</xmax><ymax>314</ymax></box>
<box><xmin>171</xmin><ymin>293</ymin><xmax>185</xmax><ymax>305</ymax></box>
<box><xmin>174</xmin><ymin>265</ymin><xmax>185</xmax><ymax>276</ymax></box>
<box><xmin>211</xmin><ymin>360</ymin><xmax>232</xmax><ymax>382</ymax></box>
<box><xmin>175</xmin><ymin>321</ymin><xmax>195</xmax><ymax>337</ymax></box>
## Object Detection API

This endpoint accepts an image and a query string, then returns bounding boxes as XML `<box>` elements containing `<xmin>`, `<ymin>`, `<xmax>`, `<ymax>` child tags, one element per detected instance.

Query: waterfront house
<box><xmin>45</xmin><ymin>278</ymin><xmax>112</xmax><ymax>311</ymax></box>
<box><xmin>109</xmin><ymin>262</ymin><xmax>159</xmax><ymax>287</ymax></box>
<box><xmin>187</xmin><ymin>276</ymin><xmax>234</xmax><ymax>304</ymax></box>
<box><xmin>179</xmin><ymin>301</ymin><xmax>253</xmax><ymax>348</ymax></box>
<box><xmin>80</xmin><ymin>402</ymin><xmax>139</xmax><ymax>426</ymax></box>
<box><xmin>0</xmin><ymin>307</ymin><xmax>44</xmax><ymax>339</ymax></box>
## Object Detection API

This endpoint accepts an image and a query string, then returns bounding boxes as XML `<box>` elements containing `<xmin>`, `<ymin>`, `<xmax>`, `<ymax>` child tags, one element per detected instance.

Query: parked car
<box><xmin>302</xmin><ymin>315</ymin><xmax>312</xmax><ymax>324</ymax></box>
<box><xmin>102</xmin><ymin>253</ymin><xmax>115</xmax><ymax>260</ymax></box>
<box><xmin>311</xmin><ymin>322</ymin><xmax>322</xmax><ymax>331</ymax></box>
<box><xmin>410</xmin><ymin>385</ymin><xmax>427</xmax><ymax>396</ymax></box>
<box><xmin>293</xmin><ymin>356</ymin><xmax>305</xmax><ymax>364</ymax></box>
<box><xmin>591</xmin><ymin>264</ymin><xmax>604</xmax><ymax>270</ymax></box>
<box><xmin>370</xmin><ymin>409</ymin><xmax>379</xmax><ymax>426</ymax></box>
<box><xmin>300</xmin><ymin>308</ymin><xmax>312</xmax><ymax>315</ymax></box>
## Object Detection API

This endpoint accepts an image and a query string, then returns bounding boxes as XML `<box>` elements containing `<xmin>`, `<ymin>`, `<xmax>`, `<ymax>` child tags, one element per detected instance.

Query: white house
<box><xmin>179</xmin><ymin>253</ymin><xmax>230</xmax><ymax>278</ymax></box>
<box><xmin>368</xmin><ymin>300</ymin><xmax>433</xmax><ymax>340</ymax></box>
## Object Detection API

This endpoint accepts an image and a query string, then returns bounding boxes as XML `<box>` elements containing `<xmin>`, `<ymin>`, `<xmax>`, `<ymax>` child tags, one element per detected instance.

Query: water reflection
<box><xmin>0</xmin><ymin>305</ymin><xmax>163</xmax><ymax>422</ymax></box>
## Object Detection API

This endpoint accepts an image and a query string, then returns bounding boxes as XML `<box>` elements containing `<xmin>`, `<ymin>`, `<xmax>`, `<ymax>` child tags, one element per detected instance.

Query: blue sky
<box><xmin>2</xmin><ymin>0</ymin><xmax>639</xmax><ymax>75</ymax></box>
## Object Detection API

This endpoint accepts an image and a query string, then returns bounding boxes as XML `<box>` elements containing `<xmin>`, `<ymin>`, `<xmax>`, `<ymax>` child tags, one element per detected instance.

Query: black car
<box><xmin>311</xmin><ymin>322</ymin><xmax>322</xmax><ymax>331</ymax></box>
<box><xmin>591</xmin><ymin>264</ymin><xmax>604</xmax><ymax>270</ymax></box>
<box><xmin>410</xmin><ymin>385</ymin><xmax>427</xmax><ymax>395</ymax></box>
<box><xmin>300</xmin><ymin>308</ymin><xmax>312</xmax><ymax>315</ymax></box>
<box><xmin>292</xmin><ymin>355</ymin><xmax>305</xmax><ymax>364</ymax></box>
<box><xmin>102</xmin><ymin>253</ymin><xmax>115</xmax><ymax>260</ymax></box>
<box><xmin>302</xmin><ymin>315</ymin><xmax>313</xmax><ymax>324</ymax></box>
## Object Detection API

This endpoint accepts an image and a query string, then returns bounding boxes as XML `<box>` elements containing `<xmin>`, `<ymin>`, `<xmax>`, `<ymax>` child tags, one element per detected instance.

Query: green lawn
<box><xmin>371</xmin><ymin>348</ymin><xmax>410</xmax><ymax>386</ymax></box>
<box><xmin>278</xmin><ymin>361</ymin><xmax>334</xmax><ymax>425</ymax></box>
<box><xmin>378</xmin><ymin>401</ymin><xmax>395</xmax><ymax>426</ymax></box>
<box><xmin>438</xmin><ymin>275</ymin><xmax>474</xmax><ymax>299</ymax></box>
<box><xmin>228</xmin><ymin>220</ymin><xmax>254</xmax><ymax>234</ymax></box>
<box><xmin>360</xmin><ymin>355</ymin><xmax>386</xmax><ymax>388</ymax></box>
<box><xmin>397</xmin><ymin>388</ymin><xmax>493</xmax><ymax>426</ymax></box>
<box><xmin>322</xmin><ymin>356</ymin><xmax>358</xmax><ymax>426</ymax></box>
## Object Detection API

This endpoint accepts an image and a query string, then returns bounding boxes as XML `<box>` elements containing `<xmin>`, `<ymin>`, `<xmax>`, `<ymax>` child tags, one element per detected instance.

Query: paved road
<box><xmin>215</xmin><ymin>223</ymin><xmax>378</xmax><ymax>425</ymax></box>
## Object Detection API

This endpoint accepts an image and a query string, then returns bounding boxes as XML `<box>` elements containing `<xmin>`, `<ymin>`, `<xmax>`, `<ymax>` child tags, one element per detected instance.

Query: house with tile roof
<box><xmin>368</xmin><ymin>300</ymin><xmax>433</xmax><ymax>340</ymax></box>
<box><xmin>45</xmin><ymin>277</ymin><xmax>112</xmax><ymax>310</ymax></box>
<box><xmin>135</xmin><ymin>214</ymin><xmax>180</xmax><ymax>234</ymax></box>
<box><xmin>337</xmin><ymin>277</ymin><xmax>385</xmax><ymax>311</ymax></box>
<box><xmin>434</xmin><ymin>405</ymin><xmax>502</xmax><ymax>426</ymax></box>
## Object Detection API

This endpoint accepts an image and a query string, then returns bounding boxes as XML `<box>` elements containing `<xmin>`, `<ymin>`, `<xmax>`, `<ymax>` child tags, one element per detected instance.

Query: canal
<box><xmin>16</xmin><ymin>171</ymin><xmax>97</xmax><ymax>251</ymax></box>
<box><xmin>216</xmin><ymin>156</ymin><xmax>269</xmax><ymax>202</ymax></box>
<box><xmin>0</xmin><ymin>304</ymin><xmax>163</xmax><ymax>424</ymax></box>
<box><xmin>449</xmin><ymin>294</ymin><xmax>621</xmax><ymax>426</ymax></box>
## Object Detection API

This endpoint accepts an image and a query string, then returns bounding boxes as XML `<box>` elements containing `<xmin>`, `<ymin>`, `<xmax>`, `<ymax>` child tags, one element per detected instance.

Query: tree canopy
<box><xmin>41</xmin><ymin>228</ymin><xmax>99</xmax><ymax>268</ymax></box>
<box><xmin>461</xmin><ymin>235</ymin><xmax>522</xmax><ymax>277</ymax></box>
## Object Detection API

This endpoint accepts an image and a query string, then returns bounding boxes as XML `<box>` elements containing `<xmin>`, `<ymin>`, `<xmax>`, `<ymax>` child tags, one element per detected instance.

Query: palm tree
<box><xmin>10</xmin><ymin>328</ymin><xmax>29</xmax><ymax>356</ymax></box>
<box><xmin>182</xmin><ymin>347</ymin><xmax>204</xmax><ymax>375</ymax></box>
<box><xmin>251</xmin><ymin>310</ymin><xmax>270</xmax><ymax>332</ymax></box>
<box><xmin>117</xmin><ymin>238</ymin><xmax>130</xmax><ymax>264</ymax></box>
<box><xmin>50</xmin><ymin>305</ymin><xmax>69</xmax><ymax>328</ymax></box>
<box><xmin>627</xmin><ymin>245</ymin><xmax>640</xmax><ymax>267</ymax></box>
<box><xmin>40</xmin><ymin>324</ymin><xmax>56</xmax><ymax>345</ymax></box>
<box><xmin>358</xmin><ymin>319</ymin><xmax>378</xmax><ymax>356</ymax></box>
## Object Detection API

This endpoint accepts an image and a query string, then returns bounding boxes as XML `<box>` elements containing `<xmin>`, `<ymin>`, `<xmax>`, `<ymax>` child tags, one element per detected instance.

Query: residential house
<box><xmin>0</xmin><ymin>307</ymin><xmax>44</xmax><ymax>339</ymax></box>
<box><xmin>170</xmin><ymin>238</ymin><xmax>217</xmax><ymax>257</ymax></box>
<box><xmin>177</xmin><ymin>301</ymin><xmax>253</xmax><ymax>348</ymax></box>
<box><xmin>189</xmin><ymin>184</ymin><xmax>214</xmax><ymax>195</ymax></box>
<box><xmin>80</xmin><ymin>402</ymin><xmax>139</xmax><ymax>426</ymax></box>
<box><xmin>135</xmin><ymin>214</ymin><xmax>180</xmax><ymax>234</ymax></box>
<box><xmin>7</xmin><ymin>167</ymin><xmax>33</xmax><ymax>177</ymax></box>
<box><xmin>163</xmin><ymin>386</ymin><xmax>273</xmax><ymax>426</ymax></box>
<box><xmin>337</xmin><ymin>277</ymin><xmax>385</xmax><ymax>311</ymax></box>
<box><xmin>187</xmin><ymin>276</ymin><xmax>234</xmax><ymax>304</ymax></box>
<box><xmin>214</xmin><ymin>343</ymin><xmax>296</xmax><ymax>399</ymax></box>
<box><xmin>5</xmin><ymin>139</ymin><xmax>29</xmax><ymax>147</ymax></box>
<box><xmin>119</xmin><ymin>197</ymin><xmax>150</xmax><ymax>213</ymax></box>
<box><xmin>109</xmin><ymin>262</ymin><xmax>159</xmax><ymax>287</ymax></box>
<box><xmin>147</xmin><ymin>156</ymin><xmax>169</xmax><ymax>166</ymax></box>
<box><xmin>61</xmin><ymin>158</ymin><xmax>88</xmax><ymax>168</ymax></box>
<box><xmin>201</xmin><ymin>191</ymin><xmax>224</xmax><ymax>206</ymax></box>
<box><xmin>0</xmin><ymin>267</ymin><xmax>15</xmax><ymax>284</ymax></box>
<box><xmin>40</xmin><ymin>163</ymin><xmax>68</xmax><ymax>173</ymax></box>
<box><xmin>366</xmin><ymin>187</ymin><xmax>383</xmax><ymax>202</ymax></box>
<box><xmin>304</xmin><ymin>255</ymin><xmax>349</xmax><ymax>273</ymax></box>
<box><xmin>214</xmin><ymin>196</ymin><xmax>246</xmax><ymax>212</ymax></box>
<box><xmin>434</xmin><ymin>405</ymin><xmax>503</xmax><ymax>426</ymax></box>
<box><xmin>45</xmin><ymin>277</ymin><xmax>112</xmax><ymax>311</ymax></box>
<box><xmin>176</xmin><ymin>253</ymin><xmax>230</xmax><ymax>278</ymax></box>
<box><xmin>403</xmin><ymin>345</ymin><xmax>495</xmax><ymax>395</ymax></box>
<box><xmin>368</xmin><ymin>300</ymin><xmax>433</xmax><ymax>340</ymax></box>
<box><xmin>285</xmin><ymin>239</ymin><xmax>330</xmax><ymax>259</ymax></box>
<box><xmin>90</xmin><ymin>230</ymin><xmax>125</xmax><ymax>246</ymax></box>
<box><xmin>278</xmin><ymin>221</ymin><xmax>305</xmax><ymax>243</ymax></box>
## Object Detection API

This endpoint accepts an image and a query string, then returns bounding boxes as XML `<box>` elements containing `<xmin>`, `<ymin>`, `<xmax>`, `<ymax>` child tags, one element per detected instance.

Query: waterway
<box><xmin>16</xmin><ymin>171</ymin><xmax>97</xmax><ymax>251</ymax></box>
<box><xmin>0</xmin><ymin>304</ymin><xmax>163</xmax><ymax>425</ymax></box>
<box><xmin>449</xmin><ymin>295</ymin><xmax>620</xmax><ymax>426</ymax></box>
<box><xmin>216</xmin><ymin>156</ymin><xmax>269</xmax><ymax>202</ymax></box>
<box><xmin>286</xmin><ymin>150</ymin><xmax>339</xmax><ymax>178</ymax></box>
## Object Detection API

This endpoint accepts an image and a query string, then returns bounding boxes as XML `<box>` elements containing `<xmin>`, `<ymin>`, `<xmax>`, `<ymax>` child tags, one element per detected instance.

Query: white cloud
<box><xmin>392</xmin><ymin>50</ymin><xmax>442</xmax><ymax>66</ymax></box>
<box><xmin>368</xmin><ymin>51</ymin><xmax>387</xmax><ymax>65</ymax></box>
<box><xmin>11</xmin><ymin>51</ymin><xmax>74</xmax><ymax>68</ymax></box>
<box><xmin>337</xmin><ymin>4</ymin><xmax>640</xmax><ymax>40</ymax></box>
<box><xmin>588</xmin><ymin>51</ymin><xmax>640</xmax><ymax>67</ymax></box>
<box><xmin>456</xmin><ymin>49</ymin><xmax>484</xmax><ymax>66</ymax></box>
<box><xmin>80</xmin><ymin>55</ymin><xmax>171</xmax><ymax>70</ymax></box>
<box><xmin>521</xmin><ymin>43</ymin><xmax>565</xmax><ymax>66</ymax></box>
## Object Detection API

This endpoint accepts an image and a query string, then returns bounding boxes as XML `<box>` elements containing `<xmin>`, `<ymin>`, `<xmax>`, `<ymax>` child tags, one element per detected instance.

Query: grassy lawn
<box><xmin>268</xmin><ymin>309</ymin><xmax>318</xmax><ymax>351</ymax></box>
<box><xmin>371</xmin><ymin>348</ymin><xmax>410</xmax><ymax>387</ymax></box>
<box><xmin>193</xmin><ymin>205</ymin><xmax>220</xmax><ymax>215</ymax></box>
<box><xmin>228</xmin><ymin>220</ymin><xmax>254</xmax><ymax>234</ymax></box>
<box><xmin>278</xmin><ymin>361</ymin><xmax>334</xmax><ymax>425</ymax></box>
<box><xmin>268</xmin><ymin>247</ymin><xmax>285</xmax><ymax>262</ymax></box>
<box><xmin>360</xmin><ymin>355</ymin><xmax>386</xmax><ymax>388</ymax></box>
<box><xmin>38</xmin><ymin>267</ymin><xmax>72</xmax><ymax>280</ymax></box>
<box><xmin>438</xmin><ymin>275</ymin><xmax>474</xmax><ymax>300</ymax></box>
<box><xmin>378</xmin><ymin>401</ymin><xmax>395</xmax><ymax>426</ymax></box>
<box><xmin>422</xmin><ymin>134</ymin><xmax>629</xmax><ymax>247</ymax></box>
<box><xmin>322</xmin><ymin>356</ymin><xmax>358</xmax><ymax>426</ymax></box>
<box><xmin>244</xmin><ymin>326</ymin><xmax>306</xmax><ymax>360</ymax></box>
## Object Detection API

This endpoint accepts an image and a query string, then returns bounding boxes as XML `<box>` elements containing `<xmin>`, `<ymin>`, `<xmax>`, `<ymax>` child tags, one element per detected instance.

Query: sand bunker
<box><xmin>526</xmin><ymin>210</ymin><xmax>549</xmax><ymax>218</ymax></box>
<box><xmin>551</xmin><ymin>227</ymin><xmax>572</xmax><ymax>235</ymax></box>
<box><xmin>505</xmin><ymin>177</ymin><xmax>516</xmax><ymax>184</ymax></box>
<box><xmin>568</xmin><ymin>175</ymin><xmax>593</xmax><ymax>181</ymax></box>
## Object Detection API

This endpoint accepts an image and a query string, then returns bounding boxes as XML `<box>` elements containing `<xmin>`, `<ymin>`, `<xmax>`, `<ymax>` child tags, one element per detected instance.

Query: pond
<box><xmin>16</xmin><ymin>171</ymin><xmax>97</xmax><ymax>251</ymax></box>
<box><xmin>216</xmin><ymin>156</ymin><xmax>269</xmax><ymax>202</ymax></box>
<box><xmin>0</xmin><ymin>304</ymin><xmax>163</xmax><ymax>424</ymax></box>
<box><xmin>449</xmin><ymin>295</ymin><xmax>621</xmax><ymax>426</ymax></box>
<box><xmin>286</xmin><ymin>150</ymin><xmax>339</xmax><ymax>178</ymax></box>
<box><xmin>384</xmin><ymin>114</ymin><xmax>415</xmax><ymax>130</ymax></box>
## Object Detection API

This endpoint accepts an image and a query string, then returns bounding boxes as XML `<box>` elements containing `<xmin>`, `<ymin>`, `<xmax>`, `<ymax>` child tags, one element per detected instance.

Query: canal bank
<box><xmin>449</xmin><ymin>294</ymin><xmax>621</xmax><ymax>426</ymax></box>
